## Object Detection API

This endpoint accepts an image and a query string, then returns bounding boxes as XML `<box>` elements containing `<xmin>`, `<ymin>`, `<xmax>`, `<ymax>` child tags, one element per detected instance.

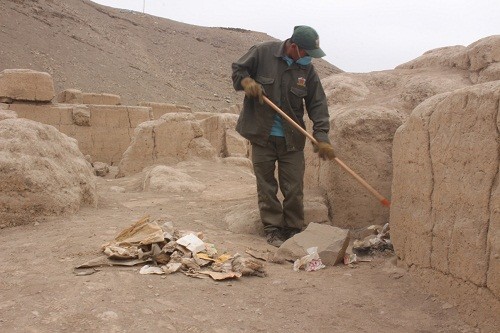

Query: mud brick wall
<box><xmin>9</xmin><ymin>103</ymin><xmax>152</xmax><ymax>165</ymax></box>
<box><xmin>391</xmin><ymin>81</ymin><xmax>500</xmax><ymax>330</ymax></box>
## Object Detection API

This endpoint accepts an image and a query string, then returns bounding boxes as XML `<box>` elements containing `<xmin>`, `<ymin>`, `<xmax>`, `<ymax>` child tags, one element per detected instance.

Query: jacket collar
<box><xmin>274</xmin><ymin>39</ymin><xmax>289</xmax><ymax>58</ymax></box>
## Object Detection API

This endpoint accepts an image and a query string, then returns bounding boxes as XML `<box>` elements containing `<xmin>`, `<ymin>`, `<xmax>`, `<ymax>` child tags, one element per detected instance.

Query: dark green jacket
<box><xmin>232</xmin><ymin>40</ymin><xmax>330</xmax><ymax>151</ymax></box>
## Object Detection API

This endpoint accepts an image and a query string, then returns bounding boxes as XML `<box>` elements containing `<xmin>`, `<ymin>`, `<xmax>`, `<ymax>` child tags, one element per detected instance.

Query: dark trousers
<box><xmin>251</xmin><ymin>136</ymin><xmax>305</xmax><ymax>233</ymax></box>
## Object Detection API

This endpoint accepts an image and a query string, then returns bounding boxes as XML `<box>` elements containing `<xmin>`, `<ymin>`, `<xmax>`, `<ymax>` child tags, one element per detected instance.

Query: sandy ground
<box><xmin>0</xmin><ymin>160</ymin><xmax>478</xmax><ymax>333</ymax></box>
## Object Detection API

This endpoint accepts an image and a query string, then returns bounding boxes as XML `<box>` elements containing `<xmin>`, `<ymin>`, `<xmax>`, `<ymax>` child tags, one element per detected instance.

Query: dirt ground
<box><xmin>0</xmin><ymin>160</ymin><xmax>479</xmax><ymax>333</ymax></box>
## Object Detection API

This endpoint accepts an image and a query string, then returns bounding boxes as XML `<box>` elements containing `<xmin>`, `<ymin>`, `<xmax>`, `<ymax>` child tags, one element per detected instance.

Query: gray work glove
<box><xmin>312</xmin><ymin>141</ymin><xmax>336</xmax><ymax>160</ymax></box>
<box><xmin>241</xmin><ymin>77</ymin><xmax>263</xmax><ymax>104</ymax></box>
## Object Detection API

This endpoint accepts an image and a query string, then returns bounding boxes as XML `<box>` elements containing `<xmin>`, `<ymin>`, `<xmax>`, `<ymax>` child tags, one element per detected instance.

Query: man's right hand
<box><xmin>241</xmin><ymin>77</ymin><xmax>263</xmax><ymax>104</ymax></box>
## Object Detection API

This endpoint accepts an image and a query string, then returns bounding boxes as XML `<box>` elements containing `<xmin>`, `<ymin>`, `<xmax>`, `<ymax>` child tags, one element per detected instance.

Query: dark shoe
<box><xmin>266</xmin><ymin>230</ymin><xmax>285</xmax><ymax>247</ymax></box>
<box><xmin>282</xmin><ymin>228</ymin><xmax>301</xmax><ymax>240</ymax></box>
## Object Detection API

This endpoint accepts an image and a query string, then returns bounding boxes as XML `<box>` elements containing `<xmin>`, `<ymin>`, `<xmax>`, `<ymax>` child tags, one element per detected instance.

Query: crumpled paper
<box><xmin>101</xmin><ymin>216</ymin><xmax>164</xmax><ymax>258</ymax></box>
<box><xmin>293</xmin><ymin>247</ymin><xmax>326</xmax><ymax>272</ymax></box>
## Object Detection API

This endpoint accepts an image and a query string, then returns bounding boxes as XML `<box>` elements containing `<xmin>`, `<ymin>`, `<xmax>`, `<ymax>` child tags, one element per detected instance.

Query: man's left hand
<box><xmin>313</xmin><ymin>141</ymin><xmax>336</xmax><ymax>160</ymax></box>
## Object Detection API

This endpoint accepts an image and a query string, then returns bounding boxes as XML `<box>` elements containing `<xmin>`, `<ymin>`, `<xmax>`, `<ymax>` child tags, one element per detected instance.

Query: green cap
<box><xmin>291</xmin><ymin>25</ymin><xmax>326</xmax><ymax>58</ymax></box>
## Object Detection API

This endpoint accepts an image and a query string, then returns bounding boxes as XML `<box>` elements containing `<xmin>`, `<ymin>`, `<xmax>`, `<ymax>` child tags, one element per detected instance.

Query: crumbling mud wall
<box><xmin>9</xmin><ymin>103</ymin><xmax>152</xmax><ymax>165</ymax></box>
<box><xmin>306</xmin><ymin>35</ymin><xmax>499</xmax><ymax>231</ymax></box>
<box><xmin>117</xmin><ymin>113</ymin><xmax>217</xmax><ymax>177</ymax></box>
<box><xmin>0</xmin><ymin>118</ymin><xmax>97</xmax><ymax>228</ymax></box>
<box><xmin>1</xmin><ymin>69</ymin><xmax>250</xmax><ymax>169</ymax></box>
<box><xmin>0</xmin><ymin>69</ymin><xmax>153</xmax><ymax>165</ymax></box>
<box><xmin>390</xmin><ymin>81</ymin><xmax>500</xmax><ymax>331</ymax></box>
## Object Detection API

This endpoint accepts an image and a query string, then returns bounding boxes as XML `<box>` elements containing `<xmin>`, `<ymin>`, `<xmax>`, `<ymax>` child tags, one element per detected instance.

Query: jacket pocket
<box><xmin>255</xmin><ymin>75</ymin><xmax>274</xmax><ymax>85</ymax></box>
<box><xmin>289</xmin><ymin>86</ymin><xmax>307</xmax><ymax>112</ymax></box>
<box><xmin>290</xmin><ymin>86</ymin><xmax>307</xmax><ymax>98</ymax></box>
<box><xmin>255</xmin><ymin>76</ymin><xmax>274</xmax><ymax>97</ymax></box>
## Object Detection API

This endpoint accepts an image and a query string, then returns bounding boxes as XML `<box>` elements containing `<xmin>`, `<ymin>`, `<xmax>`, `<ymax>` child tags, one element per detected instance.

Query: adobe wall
<box><xmin>390</xmin><ymin>81</ymin><xmax>500</xmax><ymax>331</ymax></box>
<box><xmin>1</xmin><ymin>70</ymin><xmax>250</xmax><ymax>168</ymax></box>
<box><xmin>8</xmin><ymin>103</ymin><xmax>152</xmax><ymax>165</ymax></box>
<box><xmin>0</xmin><ymin>70</ymin><xmax>154</xmax><ymax>165</ymax></box>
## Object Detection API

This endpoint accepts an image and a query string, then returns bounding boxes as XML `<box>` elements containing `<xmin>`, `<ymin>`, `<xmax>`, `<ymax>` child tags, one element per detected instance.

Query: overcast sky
<box><xmin>92</xmin><ymin>0</ymin><xmax>499</xmax><ymax>72</ymax></box>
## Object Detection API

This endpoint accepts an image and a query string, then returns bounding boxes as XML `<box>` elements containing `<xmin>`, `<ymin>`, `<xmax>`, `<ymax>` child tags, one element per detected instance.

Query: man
<box><xmin>232</xmin><ymin>25</ymin><xmax>335</xmax><ymax>247</ymax></box>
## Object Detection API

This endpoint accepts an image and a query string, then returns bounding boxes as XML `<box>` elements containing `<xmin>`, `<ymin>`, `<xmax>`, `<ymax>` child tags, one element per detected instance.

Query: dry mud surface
<box><xmin>0</xmin><ymin>160</ymin><xmax>477</xmax><ymax>333</ymax></box>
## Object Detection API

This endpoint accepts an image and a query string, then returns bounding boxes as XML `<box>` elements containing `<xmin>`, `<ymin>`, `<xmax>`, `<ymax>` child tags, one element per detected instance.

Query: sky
<box><xmin>91</xmin><ymin>0</ymin><xmax>499</xmax><ymax>73</ymax></box>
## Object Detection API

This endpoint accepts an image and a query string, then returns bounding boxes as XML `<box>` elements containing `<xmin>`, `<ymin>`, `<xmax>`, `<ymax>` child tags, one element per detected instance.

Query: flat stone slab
<box><xmin>276</xmin><ymin>222</ymin><xmax>350</xmax><ymax>266</ymax></box>
<box><xmin>0</xmin><ymin>69</ymin><xmax>55</xmax><ymax>102</ymax></box>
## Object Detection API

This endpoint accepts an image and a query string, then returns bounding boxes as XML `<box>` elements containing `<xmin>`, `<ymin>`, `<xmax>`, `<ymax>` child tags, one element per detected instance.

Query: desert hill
<box><xmin>0</xmin><ymin>0</ymin><xmax>341</xmax><ymax>111</ymax></box>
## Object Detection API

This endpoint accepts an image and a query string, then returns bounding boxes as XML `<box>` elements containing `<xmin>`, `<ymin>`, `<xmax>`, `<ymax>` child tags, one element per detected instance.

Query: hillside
<box><xmin>0</xmin><ymin>0</ymin><xmax>341</xmax><ymax>111</ymax></box>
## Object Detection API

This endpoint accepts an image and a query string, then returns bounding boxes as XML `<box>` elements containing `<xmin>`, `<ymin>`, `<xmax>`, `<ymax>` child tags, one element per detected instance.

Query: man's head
<box><xmin>290</xmin><ymin>25</ymin><xmax>326</xmax><ymax>58</ymax></box>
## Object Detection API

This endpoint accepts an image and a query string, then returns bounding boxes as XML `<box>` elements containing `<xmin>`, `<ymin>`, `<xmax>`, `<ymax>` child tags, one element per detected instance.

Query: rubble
<box><xmin>352</xmin><ymin>223</ymin><xmax>393</xmax><ymax>254</ymax></box>
<box><xmin>76</xmin><ymin>215</ymin><xmax>267</xmax><ymax>281</ymax></box>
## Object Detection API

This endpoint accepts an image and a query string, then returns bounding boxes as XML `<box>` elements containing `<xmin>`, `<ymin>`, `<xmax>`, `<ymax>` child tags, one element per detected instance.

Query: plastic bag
<box><xmin>293</xmin><ymin>247</ymin><xmax>326</xmax><ymax>272</ymax></box>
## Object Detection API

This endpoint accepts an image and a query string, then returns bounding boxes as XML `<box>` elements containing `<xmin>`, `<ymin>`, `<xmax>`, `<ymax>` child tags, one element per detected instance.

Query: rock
<box><xmin>0</xmin><ymin>109</ymin><xmax>17</xmax><ymax>121</ymax></box>
<box><xmin>304</xmin><ymin>195</ymin><xmax>330</xmax><ymax>225</ymax></box>
<box><xmin>396</xmin><ymin>45</ymin><xmax>469</xmax><ymax>70</ymax></box>
<box><xmin>224</xmin><ymin>128</ymin><xmax>248</xmax><ymax>157</ymax></box>
<box><xmin>276</xmin><ymin>223</ymin><xmax>350</xmax><ymax>265</ymax></box>
<box><xmin>221</xmin><ymin>156</ymin><xmax>253</xmax><ymax>169</ymax></box>
<box><xmin>0</xmin><ymin>118</ymin><xmax>97</xmax><ymax>227</ymax></box>
<box><xmin>398</xmin><ymin>74</ymin><xmax>467</xmax><ymax>110</ymax></box>
<box><xmin>225</xmin><ymin>201</ymin><xmax>263</xmax><ymax>236</ymax></box>
<box><xmin>142</xmin><ymin>165</ymin><xmax>205</xmax><ymax>193</ymax></box>
<box><xmin>72</xmin><ymin>105</ymin><xmax>90</xmax><ymax>126</ymax></box>
<box><xmin>473</xmin><ymin>62</ymin><xmax>500</xmax><ymax>84</ymax></box>
<box><xmin>466</xmin><ymin>35</ymin><xmax>500</xmax><ymax>71</ymax></box>
<box><xmin>0</xmin><ymin>69</ymin><xmax>55</xmax><ymax>102</ymax></box>
<box><xmin>322</xmin><ymin>74</ymin><xmax>370</xmax><ymax>105</ymax></box>
<box><xmin>93</xmin><ymin>161</ymin><xmax>110</xmax><ymax>177</ymax></box>
<box><xmin>56</xmin><ymin>89</ymin><xmax>83</xmax><ymax>104</ymax></box>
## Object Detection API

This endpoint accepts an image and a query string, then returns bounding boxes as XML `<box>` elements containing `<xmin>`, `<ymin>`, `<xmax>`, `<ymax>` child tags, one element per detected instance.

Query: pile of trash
<box><xmin>352</xmin><ymin>223</ymin><xmax>392</xmax><ymax>254</ymax></box>
<box><xmin>343</xmin><ymin>223</ymin><xmax>393</xmax><ymax>267</ymax></box>
<box><xmin>76</xmin><ymin>216</ymin><xmax>266</xmax><ymax>280</ymax></box>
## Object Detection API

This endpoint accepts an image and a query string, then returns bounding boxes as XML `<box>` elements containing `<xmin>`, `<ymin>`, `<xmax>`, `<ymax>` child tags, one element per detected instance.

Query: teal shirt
<box><xmin>269</xmin><ymin>54</ymin><xmax>295</xmax><ymax>137</ymax></box>
<box><xmin>270</xmin><ymin>114</ymin><xmax>284</xmax><ymax>137</ymax></box>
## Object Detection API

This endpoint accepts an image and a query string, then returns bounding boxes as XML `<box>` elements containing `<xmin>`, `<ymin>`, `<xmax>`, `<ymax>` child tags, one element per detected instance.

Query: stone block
<box><xmin>304</xmin><ymin>198</ymin><xmax>329</xmax><ymax>225</ymax></box>
<box><xmin>89</xmin><ymin>105</ymin><xmax>130</xmax><ymax>128</ymax></box>
<box><xmin>0</xmin><ymin>69</ymin><xmax>55</xmax><ymax>102</ymax></box>
<box><xmin>83</xmin><ymin>93</ymin><xmax>121</xmax><ymax>105</ymax></box>
<box><xmin>72</xmin><ymin>105</ymin><xmax>90</xmax><ymax>126</ymax></box>
<box><xmin>466</xmin><ymin>35</ymin><xmax>500</xmax><ymax>71</ymax></box>
<box><xmin>93</xmin><ymin>161</ymin><xmax>110</xmax><ymax>177</ymax></box>
<box><xmin>476</xmin><ymin>62</ymin><xmax>500</xmax><ymax>84</ymax></box>
<box><xmin>224</xmin><ymin>128</ymin><xmax>248</xmax><ymax>157</ymax></box>
<box><xmin>8</xmin><ymin>103</ymin><xmax>73</xmax><ymax>127</ymax></box>
<box><xmin>56</xmin><ymin>89</ymin><xmax>83</xmax><ymax>104</ymax></box>
<box><xmin>199</xmin><ymin>113</ymin><xmax>239</xmax><ymax>156</ymax></box>
<box><xmin>139</xmin><ymin>102</ymin><xmax>191</xmax><ymax>119</ymax></box>
<box><xmin>276</xmin><ymin>223</ymin><xmax>350</xmax><ymax>266</ymax></box>
<box><xmin>127</xmin><ymin>106</ymin><xmax>153</xmax><ymax>127</ymax></box>
<box><xmin>0</xmin><ymin>109</ymin><xmax>17</xmax><ymax>120</ymax></box>
<box><xmin>59</xmin><ymin>125</ymin><xmax>92</xmax><ymax>155</ymax></box>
